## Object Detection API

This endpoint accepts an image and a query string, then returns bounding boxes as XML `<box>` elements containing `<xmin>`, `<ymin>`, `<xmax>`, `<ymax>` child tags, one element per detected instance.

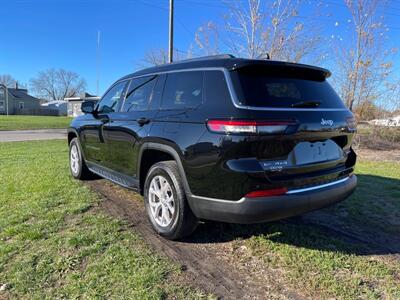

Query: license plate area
<box><xmin>293</xmin><ymin>140</ymin><xmax>343</xmax><ymax>165</ymax></box>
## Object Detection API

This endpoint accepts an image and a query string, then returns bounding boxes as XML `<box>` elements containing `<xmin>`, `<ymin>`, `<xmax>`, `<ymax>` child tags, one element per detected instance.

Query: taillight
<box><xmin>245</xmin><ymin>187</ymin><xmax>288</xmax><ymax>198</ymax></box>
<box><xmin>206</xmin><ymin>119</ymin><xmax>295</xmax><ymax>134</ymax></box>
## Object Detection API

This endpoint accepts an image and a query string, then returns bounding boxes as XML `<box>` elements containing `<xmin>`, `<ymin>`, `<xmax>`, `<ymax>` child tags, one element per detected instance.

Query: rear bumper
<box><xmin>187</xmin><ymin>175</ymin><xmax>357</xmax><ymax>224</ymax></box>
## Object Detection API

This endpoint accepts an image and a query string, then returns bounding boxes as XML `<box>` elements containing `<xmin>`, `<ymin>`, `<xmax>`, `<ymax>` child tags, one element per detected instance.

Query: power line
<box><xmin>135</xmin><ymin>0</ymin><xmax>195</xmax><ymax>38</ymax></box>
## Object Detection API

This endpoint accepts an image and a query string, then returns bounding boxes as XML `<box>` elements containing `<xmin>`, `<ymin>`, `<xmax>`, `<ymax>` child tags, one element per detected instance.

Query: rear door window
<box><xmin>231</xmin><ymin>66</ymin><xmax>346</xmax><ymax>109</ymax></box>
<box><xmin>161</xmin><ymin>71</ymin><xmax>203</xmax><ymax>110</ymax></box>
<box><xmin>122</xmin><ymin>76</ymin><xmax>157</xmax><ymax>112</ymax></box>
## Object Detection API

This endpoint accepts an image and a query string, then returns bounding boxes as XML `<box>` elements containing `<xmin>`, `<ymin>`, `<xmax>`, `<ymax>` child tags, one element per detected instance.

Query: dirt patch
<box><xmin>85</xmin><ymin>180</ymin><xmax>304</xmax><ymax>300</ymax></box>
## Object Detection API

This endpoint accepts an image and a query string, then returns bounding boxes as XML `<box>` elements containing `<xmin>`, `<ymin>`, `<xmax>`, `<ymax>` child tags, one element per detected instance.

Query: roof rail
<box><xmin>171</xmin><ymin>54</ymin><xmax>235</xmax><ymax>64</ymax></box>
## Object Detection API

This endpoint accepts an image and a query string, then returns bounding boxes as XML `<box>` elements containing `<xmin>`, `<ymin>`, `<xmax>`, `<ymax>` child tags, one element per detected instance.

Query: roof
<box><xmin>8</xmin><ymin>88</ymin><xmax>40</xmax><ymax>101</ymax></box>
<box><xmin>41</xmin><ymin>100</ymin><xmax>67</xmax><ymax>107</ymax></box>
<box><xmin>65</xmin><ymin>97</ymin><xmax>100</xmax><ymax>102</ymax></box>
<box><xmin>119</xmin><ymin>54</ymin><xmax>331</xmax><ymax>82</ymax></box>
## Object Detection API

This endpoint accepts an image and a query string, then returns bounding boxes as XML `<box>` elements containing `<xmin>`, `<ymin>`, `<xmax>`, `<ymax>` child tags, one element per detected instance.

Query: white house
<box><xmin>65</xmin><ymin>93</ymin><xmax>100</xmax><ymax>117</ymax></box>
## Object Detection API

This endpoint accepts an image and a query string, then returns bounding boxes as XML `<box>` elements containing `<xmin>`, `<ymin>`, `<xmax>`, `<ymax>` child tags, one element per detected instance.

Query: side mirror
<box><xmin>81</xmin><ymin>101</ymin><xmax>95</xmax><ymax>114</ymax></box>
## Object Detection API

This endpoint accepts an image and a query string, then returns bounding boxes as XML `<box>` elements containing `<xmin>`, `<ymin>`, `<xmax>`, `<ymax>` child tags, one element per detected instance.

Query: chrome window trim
<box><xmin>113</xmin><ymin>67</ymin><xmax>349</xmax><ymax>112</ymax></box>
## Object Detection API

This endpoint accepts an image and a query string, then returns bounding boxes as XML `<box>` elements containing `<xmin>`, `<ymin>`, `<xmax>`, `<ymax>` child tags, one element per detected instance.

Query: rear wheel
<box><xmin>69</xmin><ymin>137</ymin><xmax>93</xmax><ymax>180</ymax></box>
<box><xmin>144</xmin><ymin>161</ymin><xmax>198</xmax><ymax>240</ymax></box>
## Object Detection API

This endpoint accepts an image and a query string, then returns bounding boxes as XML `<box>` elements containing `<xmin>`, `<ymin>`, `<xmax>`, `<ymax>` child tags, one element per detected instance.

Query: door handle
<box><xmin>137</xmin><ymin>117</ymin><xmax>150</xmax><ymax>126</ymax></box>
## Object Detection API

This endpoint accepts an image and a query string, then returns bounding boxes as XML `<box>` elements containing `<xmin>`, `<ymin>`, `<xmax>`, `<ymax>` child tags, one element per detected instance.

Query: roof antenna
<box><xmin>96</xmin><ymin>30</ymin><xmax>101</xmax><ymax>96</ymax></box>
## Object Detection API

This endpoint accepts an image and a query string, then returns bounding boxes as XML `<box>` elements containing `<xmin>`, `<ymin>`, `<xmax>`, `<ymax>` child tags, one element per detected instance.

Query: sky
<box><xmin>1</xmin><ymin>0</ymin><xmax>400</xmax><ymax>97</ymax></box>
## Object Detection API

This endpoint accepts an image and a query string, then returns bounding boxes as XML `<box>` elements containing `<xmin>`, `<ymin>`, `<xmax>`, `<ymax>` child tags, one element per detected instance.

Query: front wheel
<box><xmin>144</xmin><ymin>161</ymin><xmax>198</xmax><ymax>240</ymax></box>
<box><xmin>69</xmin><ymin>137</ymin><xmax>93</xmax><ymax>180</ymax></box>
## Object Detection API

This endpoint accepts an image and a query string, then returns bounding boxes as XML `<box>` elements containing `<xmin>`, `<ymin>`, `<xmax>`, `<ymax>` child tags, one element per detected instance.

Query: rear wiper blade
<box><xmin>291</xmin><ymin>101</ymin><xmax>321</xmax><ymax>108</ymax></box>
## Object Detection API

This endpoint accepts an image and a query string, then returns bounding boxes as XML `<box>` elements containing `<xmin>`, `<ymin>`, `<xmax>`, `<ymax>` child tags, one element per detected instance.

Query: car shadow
<box><xmin>182</xmin><ymin>174</ymin><xmax>400</xmax><ymax>256</ymax></box>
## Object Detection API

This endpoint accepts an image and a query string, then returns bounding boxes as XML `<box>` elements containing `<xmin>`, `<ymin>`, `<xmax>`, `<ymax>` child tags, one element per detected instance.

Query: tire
<box><xmin>144</xmin><ymin>161</ymin><xmax>199</xmax><ymax>240</ymax></box>
<box><xmin>69</xmin><ymin>137</ymin><xmax>93</xmax><ymax>180</ymax></box>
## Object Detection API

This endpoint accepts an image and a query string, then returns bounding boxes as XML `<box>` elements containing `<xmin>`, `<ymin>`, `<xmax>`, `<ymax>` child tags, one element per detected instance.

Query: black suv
<box><xmin>68</xmin><ymin>55</ymin><xmax>357</xmax><ymax>240</ymax></box>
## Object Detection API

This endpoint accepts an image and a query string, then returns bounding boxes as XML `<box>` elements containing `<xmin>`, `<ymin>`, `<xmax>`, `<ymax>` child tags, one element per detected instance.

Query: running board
<box><xmin>86</xmin><ymin>161</ymin><xmax>140</xmax><ymax>191</ymax></box>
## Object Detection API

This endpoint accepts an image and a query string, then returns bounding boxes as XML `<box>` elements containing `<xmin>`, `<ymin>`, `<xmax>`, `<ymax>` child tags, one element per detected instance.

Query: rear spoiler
<box><xmin>227</xmin><ymin>60</ymin><xmax>331</xmax><ymax>79</ymax></box>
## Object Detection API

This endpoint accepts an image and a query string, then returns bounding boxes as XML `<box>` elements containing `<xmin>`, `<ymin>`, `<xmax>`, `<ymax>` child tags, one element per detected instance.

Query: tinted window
<box><xmin>204</xmin><ymin>71</ymin><xmax>231</xmax><ymax>106</ymax></box>
<box><xmin>161</xmin><ymin>71</ymin><xmax>203</xmax><ymax>110</ymax></box>
<box><xmin>122</xmin><ymin>76</ymin><xmax>157</xmax><ymax>112</ymax></box>
<box><xmin>149</xmin><ymin>74</ymin><xmax>166</xmax><ymax>110</ymax></box>
<box><xmin>98</xmin><ymin>81</ymin><xmax>126</xmax><ymax>113</ymax></box>
<box><xmin>232</xmin><ymin>67</ymin><xmax>346</xmax><ymax>109</ymax></box>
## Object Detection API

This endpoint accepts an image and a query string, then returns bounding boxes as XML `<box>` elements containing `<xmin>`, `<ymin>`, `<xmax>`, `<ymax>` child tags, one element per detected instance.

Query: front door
<box><xmin>103</xmin><ymin>75</ymin><xmax>164</xmax><ymax>178</ymax></box>
<box><xmin>80</xmin><ymin>81</ymin><xmax>127</xmax><ymax>164</ymax></box>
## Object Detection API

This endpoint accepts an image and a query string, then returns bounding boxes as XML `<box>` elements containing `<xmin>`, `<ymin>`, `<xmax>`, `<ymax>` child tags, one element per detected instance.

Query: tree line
<box><xmin>1</xmin><ymin>0</ymin><xmax>399</xmax><ymax>120</ymax></box>
<box><xmin>143</xmin><ymin>0</ymin><xmax>400</xmax><ymax>120</ymax></box>
<box><xmin>0</xmin><ymin>69</ymin><xmax>86</xmax><ymax>102</ymax></box>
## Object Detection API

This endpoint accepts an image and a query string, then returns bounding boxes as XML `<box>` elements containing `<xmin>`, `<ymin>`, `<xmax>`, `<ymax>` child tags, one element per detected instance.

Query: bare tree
<box><xmin>30</xmin><ymin>68</ymin><xmax>87</xmax><ymax>100</ymax></box>
<box><xmin>333</xmin><ymin>0</ymin><xmax>397</xmax><ymax>114</ymax></box>
<box><xmin>193</xmin><ymin>0</ymin><xmax>321</xmax><ymax>62</ymax></box>
<box><xmin>0</xmin><ymin>74</ymin><xmax>17</xmax><ymax>88</ymax></box>
<box><xmin>142</xmin><ymin>49</ymin><xmax>170</xmax><ymax>66</ymax></box>
<box><xmin>140</xmin><ymin>49</ymin><xmax>187</xmax><ymax>67</ymax></box>
<box><xmin>194</xmin><ymin>21</ymin><xmax>220</xmax><ymax>56</ymax></box>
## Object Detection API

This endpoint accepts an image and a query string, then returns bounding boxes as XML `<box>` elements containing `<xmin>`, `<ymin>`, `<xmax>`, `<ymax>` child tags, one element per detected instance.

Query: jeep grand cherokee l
<box><xmin>68</xmin><ymin>55</ymin><xmax>357</xmax><ymax>240</ymax></box>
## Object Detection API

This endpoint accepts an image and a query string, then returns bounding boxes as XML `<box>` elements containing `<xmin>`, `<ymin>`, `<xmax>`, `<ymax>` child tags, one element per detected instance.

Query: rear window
<box><xmin>231</xmin><ymin>67</ymin><xmax>346</xmax><ymax>109</ymax></box>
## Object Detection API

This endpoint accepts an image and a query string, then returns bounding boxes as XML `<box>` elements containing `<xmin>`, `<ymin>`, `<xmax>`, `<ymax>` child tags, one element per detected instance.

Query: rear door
<box><xmin>103</xmin><ymin>75</ymin><xmax>164</xmax><ymax>177</ymax></box>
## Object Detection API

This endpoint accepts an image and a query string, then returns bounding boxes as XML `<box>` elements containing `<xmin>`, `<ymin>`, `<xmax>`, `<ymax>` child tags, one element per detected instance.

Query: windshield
<box><xmin>231</xmin><ymin>66</ymin><xmax>346</xmax><ymax>109</ymax></box>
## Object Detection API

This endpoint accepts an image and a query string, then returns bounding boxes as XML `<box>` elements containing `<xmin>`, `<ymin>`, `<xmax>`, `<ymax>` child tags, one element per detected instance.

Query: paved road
<box><xmin>0</xmin><ymin>129</ymin><xmax>67</xmax><ymax>142</ymax></box>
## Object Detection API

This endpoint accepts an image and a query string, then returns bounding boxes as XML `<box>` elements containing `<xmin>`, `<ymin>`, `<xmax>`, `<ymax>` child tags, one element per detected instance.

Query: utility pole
<box><xmin>168</xmin><ymin>0</ymin><xmax>174</xmax><ymax>63</ymax></box>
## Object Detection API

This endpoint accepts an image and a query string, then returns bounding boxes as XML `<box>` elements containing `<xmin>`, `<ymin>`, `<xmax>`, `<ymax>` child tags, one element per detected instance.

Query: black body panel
<box><xmin>68</xmin><ymin>56</ymin><xmax>357</xmax><ymax>223</ymax></box>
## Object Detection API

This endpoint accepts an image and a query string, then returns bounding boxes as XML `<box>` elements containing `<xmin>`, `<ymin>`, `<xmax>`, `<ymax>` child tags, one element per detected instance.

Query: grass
<box><xmin>0</xmin><ymin>140</ymin><xmax>201</xmax><ymax>299</ymax></box>
<box><xmin>241</xmin><ymin>161</ymin><xmax>400</xmax><ymax>299</ymax></box>
<box><xmin>1</xmin><ymin>138</ymin><xmax>399</xmax><ymax>299</ymax></box>
<box><xmin>0</xmin><ymin>115</ymin><xmax>72</xmax><ymax>130</ymax></box>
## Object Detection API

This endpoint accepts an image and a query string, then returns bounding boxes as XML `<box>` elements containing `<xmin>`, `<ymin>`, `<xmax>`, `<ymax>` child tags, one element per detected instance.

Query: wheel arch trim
<box><xmin>138</xmin><ymin>142</ymin><xmax>192</xmax><ymax>195</ymax></box>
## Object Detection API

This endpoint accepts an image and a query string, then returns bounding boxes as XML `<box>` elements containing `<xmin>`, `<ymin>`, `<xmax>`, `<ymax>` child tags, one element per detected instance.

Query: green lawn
<box><xmin>0</xmin><ymin>115</ymin><xmax>72</xmax><ymax>130</ymax></box>
<box><xmin>240</xmin><ymin>161</ymin><xmax>400</xmax><ymax>299</ymax></box>
<box><xmin>1</xmin><ymin>139</ymin><xmax>399</xmax><ymax>299</ymax></box>
<box><xmin>0</xmin><ymin>140</ymin><xmax>201</xmax><ymax>299</ymax></box>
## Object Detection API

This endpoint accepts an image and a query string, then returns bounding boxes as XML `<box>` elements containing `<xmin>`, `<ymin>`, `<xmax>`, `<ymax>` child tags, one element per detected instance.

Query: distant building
<box><xmin>370</xmin><ymin>115</ymin><xmax>400</xmax><ymax>127</ymax></box>
<box><xmin>0</xmin><ymin>83</ymin><xmax>42</xmax><ymax>115</ymax></box>
<box><xmin>65</xmin><ymin>93</ymin><xmax>100</xmax><ymax>117</ymax></box>
<box><xmin>41</xmin><ymin>100</ymin><xmax>68</xmax><ymax>116</ymax></box>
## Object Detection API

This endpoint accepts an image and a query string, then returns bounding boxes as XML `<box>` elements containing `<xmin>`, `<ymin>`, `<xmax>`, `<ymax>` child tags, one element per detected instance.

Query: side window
<box><xmin>97</xmin><ymin>81</ymin><xmax>126</xmax><ymax>113</ymax></box>
<box><xmin>161</xmin><ymin>71</ymin><xmax>203</xmax><ymax>110</ymax></box>
<box><xmin>204</xmin><ymin>70</ymin><xmax>231</xmax><ymax>105</ymax></box>
<box><xmin>122</xmin><ymin>76</ymin><xmax>157</xmax><ymax>112</ymax></box>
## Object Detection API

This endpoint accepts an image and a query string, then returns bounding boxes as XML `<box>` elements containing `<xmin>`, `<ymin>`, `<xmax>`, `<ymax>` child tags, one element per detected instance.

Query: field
<box><xmin>0</xmin><ymin>140</ymin><xmax>399</xmax><ymax>299</ymax></box>
<box><xmin>0</xmin><ymin>115</ymin><xmax>72</xmax><ymax>131</ymax></box>
<box><xmin>0</xmin><ymin>141</ymin><xmax>202</xmax><ymax>299</ymax></box>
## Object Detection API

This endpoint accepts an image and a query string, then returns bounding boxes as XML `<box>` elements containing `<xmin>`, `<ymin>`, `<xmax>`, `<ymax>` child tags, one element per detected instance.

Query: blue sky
<box><xmin>1</xmin><ymin>0</ymin><xmax>400</xmax><ymax>96</ymax></box>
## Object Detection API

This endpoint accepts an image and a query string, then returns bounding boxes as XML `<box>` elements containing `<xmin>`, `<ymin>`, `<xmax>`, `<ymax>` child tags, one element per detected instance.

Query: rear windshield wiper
<box><xmin>291</xmin><ymin>101</ymin><xmax>321</xmax><ymax>108</ymax></box>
